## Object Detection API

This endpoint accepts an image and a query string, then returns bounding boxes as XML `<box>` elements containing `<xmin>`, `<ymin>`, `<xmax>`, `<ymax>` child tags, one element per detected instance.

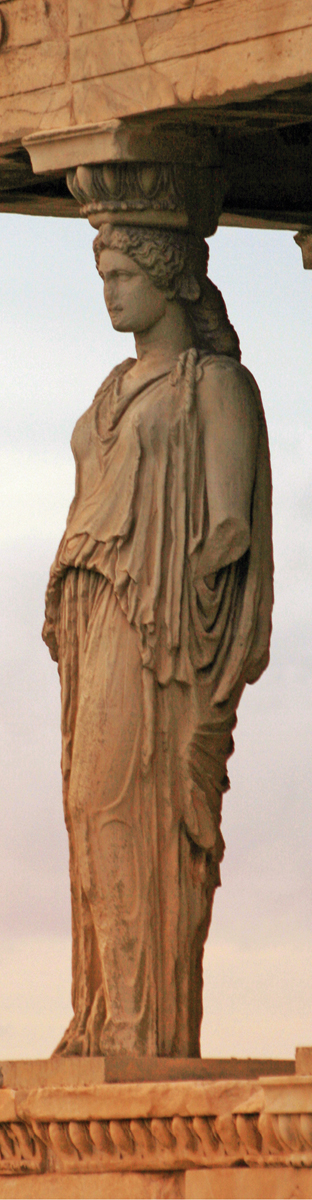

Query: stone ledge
<box><xmin>1</xmin><ymin>1168</ymin><xmax>312</xmax><ymax>1199</ymax></box>
<box><xmin>0</xmin><ymin>1056</ymin><xmax>295</xmax><ymax>1090</ymax></box>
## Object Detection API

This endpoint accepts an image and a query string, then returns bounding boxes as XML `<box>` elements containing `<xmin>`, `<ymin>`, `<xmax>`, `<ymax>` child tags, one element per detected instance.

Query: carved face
<box><xmin>98</xmin><ymin>247</ymin><xmax>167</xmax><ymax>334</ymax></box>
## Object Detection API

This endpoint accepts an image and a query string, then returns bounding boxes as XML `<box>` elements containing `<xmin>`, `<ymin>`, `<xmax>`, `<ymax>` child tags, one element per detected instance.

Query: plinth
<box><xmin>1</xmin><ymin>1055</ymin><xmax>312</xmax><ymax>1199</ymax></box>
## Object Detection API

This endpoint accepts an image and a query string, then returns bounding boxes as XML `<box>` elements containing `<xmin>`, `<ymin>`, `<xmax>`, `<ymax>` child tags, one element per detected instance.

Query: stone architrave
<box><xmin>41</xmin><ymin>158</ymin><xmax>273</xmax><ymax>1061</ymax></box>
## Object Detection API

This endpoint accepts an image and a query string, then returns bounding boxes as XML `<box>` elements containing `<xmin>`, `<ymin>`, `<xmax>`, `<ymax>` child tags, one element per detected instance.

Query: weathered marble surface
<box><xmin>68</xmin><ymin>0</ymin><xmax>312</xmax><ymax>43</ymax></box>
<box><xmin>1</xmin><ymin>0</ymin><xmax>312</xmax><ymax>145</ymax></box>
<box><xmin>71</xmin><ymin>26</ymin><xmax>312</xmax><ymax>128</ymax></box>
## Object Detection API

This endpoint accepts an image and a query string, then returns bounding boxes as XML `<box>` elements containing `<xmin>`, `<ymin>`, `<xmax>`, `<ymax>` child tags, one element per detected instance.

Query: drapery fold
<box><xmin>43</xmin><ymin>349</ymin><xmax>272</xmax><ymax>697</ymax></box>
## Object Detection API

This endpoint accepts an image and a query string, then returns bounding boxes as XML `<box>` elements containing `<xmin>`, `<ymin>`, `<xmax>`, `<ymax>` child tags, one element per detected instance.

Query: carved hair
<box><xmin>93</xmin><ymin>223</ymin><xmax>240</xmax><ymax>361</ymax></box>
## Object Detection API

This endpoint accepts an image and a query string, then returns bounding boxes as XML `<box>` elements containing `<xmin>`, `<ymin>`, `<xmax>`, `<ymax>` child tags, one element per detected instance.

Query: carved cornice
<box><xmin>1</xmin><ymin>1077</ymin><xmax>312</xmax><ymax>1176</ymax></box>
<box><xmin>2</xmin><ymin>1109</ymin><xmax>312</xmax><ymax>1175</ymax></box>
<box><xmin>0</xmin><ymin>1121</ymin><xmax>45</xmax><ymax>1175</ymax></box>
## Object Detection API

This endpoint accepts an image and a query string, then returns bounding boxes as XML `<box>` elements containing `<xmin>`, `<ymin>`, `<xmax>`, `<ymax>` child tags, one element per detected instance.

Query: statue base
<box><xmin>0</xmin><ymin>1055</ymin><xmax>312</xmax><ymax>1199</ymax></box>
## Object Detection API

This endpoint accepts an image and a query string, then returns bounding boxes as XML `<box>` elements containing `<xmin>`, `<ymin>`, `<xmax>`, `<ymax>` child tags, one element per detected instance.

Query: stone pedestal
<box><xmin>1</xmin><ymin>1062</ymin><xmax>312</xmax><ymax>1199</ymax></box>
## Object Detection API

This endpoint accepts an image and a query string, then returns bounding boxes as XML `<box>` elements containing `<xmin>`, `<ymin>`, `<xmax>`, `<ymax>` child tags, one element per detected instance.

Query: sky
<box><xmin>0</xmin><ymin>213</ymin><xmax>311</xmax><ymax>1062</ymax></box>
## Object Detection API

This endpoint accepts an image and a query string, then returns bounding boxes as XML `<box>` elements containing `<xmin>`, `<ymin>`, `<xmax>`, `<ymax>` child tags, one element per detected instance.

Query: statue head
<box><xmin>95</xmin><ymin>238</ymin><xmax>172</xmax><ymax>337</ymax></box>
<box><xmin>93</xmin><ymin>223</ymin><xmax>240</xmax><ymax>360</ymax></box>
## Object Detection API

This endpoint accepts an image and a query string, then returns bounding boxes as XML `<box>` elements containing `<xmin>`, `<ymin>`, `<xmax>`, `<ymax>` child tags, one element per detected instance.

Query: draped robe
<box><xmin>43</xmin><ymin>348</ymin><xmax>273</xmax><ymax>1057</ymax></box>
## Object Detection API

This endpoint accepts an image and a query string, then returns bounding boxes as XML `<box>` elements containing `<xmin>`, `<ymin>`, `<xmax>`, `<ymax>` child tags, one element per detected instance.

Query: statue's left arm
<box><xmin>196</xmin><ymin>356</ymin><xmax>259</xmax><ymax>583</ymax></box>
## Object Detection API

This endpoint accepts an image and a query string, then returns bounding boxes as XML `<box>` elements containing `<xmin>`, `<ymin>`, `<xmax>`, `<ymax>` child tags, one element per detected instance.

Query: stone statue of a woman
<box><xmin>43</xmin><ymin>213</ymin><xmax>273</xmax><ymax>1058</ymax></box>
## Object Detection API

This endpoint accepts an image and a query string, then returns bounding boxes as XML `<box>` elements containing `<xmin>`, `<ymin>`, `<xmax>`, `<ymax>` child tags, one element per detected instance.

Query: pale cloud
<box><xmin>0</xmin><ymin>448</ymin><xmax>74</xmax><ymax>542</ymax></box>
<box><xmin>0</xmin><ymin>936</ymin><xmax>72</xmax><ymax>1059</ymax></box>
<box><xmin>202</xmin><ymin>940</ymin><xmax>312</xmax><ymax>1059</ymax></box>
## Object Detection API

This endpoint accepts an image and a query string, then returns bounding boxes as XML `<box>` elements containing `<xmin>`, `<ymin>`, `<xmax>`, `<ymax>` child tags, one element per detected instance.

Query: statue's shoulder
<box><xmin>197</xmin><ymin>352</ymin><xmax>256</xmax><ymax>386</ymax></box>
<box><xmin>196</xmin><ymin>353</ymin><xmax>261</xmax><ymax>428</ymax></box>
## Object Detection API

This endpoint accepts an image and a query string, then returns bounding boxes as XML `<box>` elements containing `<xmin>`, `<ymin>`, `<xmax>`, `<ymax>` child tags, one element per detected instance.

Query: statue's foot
<box><xmin>52</xmin><ymin>1014</ymin><xmax>88</xmax><ymax>1057</ymax></box>
<box><xmin>52</xmin><ymin>989</ymin><xmax>149</xmax><ymax>1057</ymax></box>
<box><xmin>53</xmin><ymin>988</ymin><xmax>107</xmax><ymax>1056</ymax></box>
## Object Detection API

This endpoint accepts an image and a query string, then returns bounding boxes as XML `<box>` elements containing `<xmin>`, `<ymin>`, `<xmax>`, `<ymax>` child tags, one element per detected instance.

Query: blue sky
<box><xmin>0</xmin><ymin>214</ymin><xmax>311</xmax><ymax>1059</ymax></box>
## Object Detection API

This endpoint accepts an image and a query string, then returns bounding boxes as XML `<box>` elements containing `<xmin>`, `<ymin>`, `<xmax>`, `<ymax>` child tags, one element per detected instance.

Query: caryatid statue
<box><xmin>43</xmin><ymin>161</ymin><xmax>273</xmax><ymax>1058</ymax></box>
